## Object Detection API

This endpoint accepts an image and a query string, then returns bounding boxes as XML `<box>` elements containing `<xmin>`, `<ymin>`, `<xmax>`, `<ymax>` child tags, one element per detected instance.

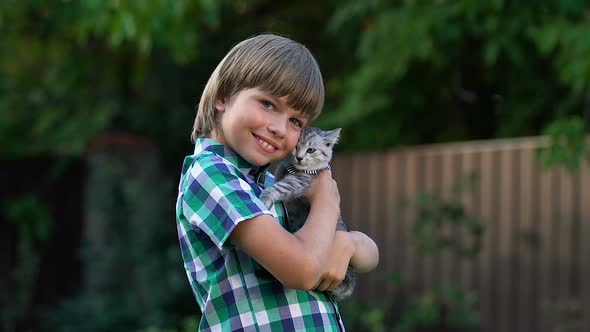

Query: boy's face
<box><xmin>212</xmin><ymin>88</ymin><xmax>309</xmax><ymax>166</ymax></box>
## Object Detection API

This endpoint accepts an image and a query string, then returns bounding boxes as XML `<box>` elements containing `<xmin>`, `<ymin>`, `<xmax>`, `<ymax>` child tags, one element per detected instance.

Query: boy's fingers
<box><xmin>316</xmin><ymin>169</ymin><xmax>332</xmax><ymax>179</ymax></box>
<box><xmin>316</xmin><ymin>279</ymin><xmax>331</xmax><ymax>291</ymax></box>
<box><xmin>327</xmin><ymin>280</ymin><xmax>341</xmax><ymax>291</ymax></box>
<box><xmin>318</xmin><ymin>277</ymin><xmax>339</xmax><ymax>292</ymax></box>
<box><xmin>316</xmin><ymin>275</ymin><xmax>343</xmax><ymax>292</ymax></box>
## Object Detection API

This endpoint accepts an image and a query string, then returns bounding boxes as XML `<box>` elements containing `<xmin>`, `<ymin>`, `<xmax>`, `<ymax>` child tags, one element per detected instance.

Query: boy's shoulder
<box><xmin>182</xmin><ymin>149</ymin><xmax>242</xmax><ymax>181</ymax></box>
<box><xmin>182</xmin><ymin>138</ymin><xmax>276</xmax><ymax>188</ymax></box>
<box><xmin>183</xmin><ymin>139</ymin><xmax>239</xmax><ymax>172</ymax></box>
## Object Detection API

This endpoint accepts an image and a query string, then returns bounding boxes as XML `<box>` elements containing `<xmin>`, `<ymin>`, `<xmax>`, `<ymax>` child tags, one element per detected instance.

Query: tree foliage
<box><xmin>2</xmin><ymin>0</ymin><xmax>588</xmax><ymax>155</ymax></box>
<box><xmin>0</xmin><ymin>0</ymin><xmax>227</xmax><ymax>159</ymax></box>
<box><xmin>320</xmin><ymin>0</ymin><xmax>590</xmax><ymax>149</ymax></box>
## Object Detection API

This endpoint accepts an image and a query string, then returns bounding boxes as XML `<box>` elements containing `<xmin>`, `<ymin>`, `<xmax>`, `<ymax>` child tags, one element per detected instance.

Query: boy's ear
<box><xmin>214</xmin><ymin>98</ymin><xmax>226</xmax><ymax>112</ymax></box>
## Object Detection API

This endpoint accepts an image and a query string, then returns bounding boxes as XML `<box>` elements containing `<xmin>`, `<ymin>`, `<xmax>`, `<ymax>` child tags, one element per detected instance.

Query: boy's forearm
<box><xmin>293</xmin><ymin>198</ymin><xmax>340</xmax><ymax>271</ymax></box>
<box><xmin>349</xmin><ymin>231</ymin><xmax>379</xmax><ymax>273</ymax></box>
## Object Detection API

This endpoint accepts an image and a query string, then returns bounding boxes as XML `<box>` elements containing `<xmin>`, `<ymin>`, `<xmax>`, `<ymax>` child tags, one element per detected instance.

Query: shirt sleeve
<box><xmin>180</xmin><ymin>153</ymin><xmax>272</xmax><ymax>250</ymax></box>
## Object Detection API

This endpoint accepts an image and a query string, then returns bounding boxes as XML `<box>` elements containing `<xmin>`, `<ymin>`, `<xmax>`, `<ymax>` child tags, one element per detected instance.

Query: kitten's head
<box><xmin>291</xmin><ymin>127</ymin><xmax>341</xmax><ymax>170</ymax></box>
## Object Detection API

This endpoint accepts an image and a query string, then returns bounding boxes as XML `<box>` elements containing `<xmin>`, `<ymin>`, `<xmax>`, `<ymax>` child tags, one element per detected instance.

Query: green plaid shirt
<box><xmin>176</xmin><ymin>138</ymin><xmax>345</xmax><ymax>331</ymax></box>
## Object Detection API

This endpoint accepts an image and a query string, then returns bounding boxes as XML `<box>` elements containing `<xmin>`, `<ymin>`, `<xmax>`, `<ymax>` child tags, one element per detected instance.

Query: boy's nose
<box><xmin>267</xmin><ymin>119</ymin><xmax>286</xmax><ymax>138</ymax></box>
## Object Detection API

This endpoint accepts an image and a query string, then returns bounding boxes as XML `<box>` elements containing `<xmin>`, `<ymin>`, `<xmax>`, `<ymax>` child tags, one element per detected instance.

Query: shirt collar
<box><xmin>194</xmin><ymin>138</ymin><xmax>269</xmax><ymax>180</ymax></box>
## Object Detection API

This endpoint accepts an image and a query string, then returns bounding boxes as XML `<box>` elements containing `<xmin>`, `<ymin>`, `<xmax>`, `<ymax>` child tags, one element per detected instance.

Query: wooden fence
<box><xmin>332</xmin><ymin>136</ymin><xmax>589</xmax><ymax>332</ymax></box>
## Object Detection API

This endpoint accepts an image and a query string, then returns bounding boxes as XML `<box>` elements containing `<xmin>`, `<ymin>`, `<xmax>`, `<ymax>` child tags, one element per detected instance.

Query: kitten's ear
<box><xmin>323</xmin><ymin>128</ymin><xmax>341</xmax><ymax>146</ymax></box>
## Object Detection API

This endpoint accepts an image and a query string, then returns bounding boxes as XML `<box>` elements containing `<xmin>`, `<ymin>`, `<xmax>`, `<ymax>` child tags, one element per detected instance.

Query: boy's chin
<box><xmin>251</xmin><ymin>154</ymin><xmax>287</xmax><ymax>167</ymax></box>
<box><xmin>244</xmin><ymin>155</ymin><xmax>275</xmax><ymax>167</ymax></box>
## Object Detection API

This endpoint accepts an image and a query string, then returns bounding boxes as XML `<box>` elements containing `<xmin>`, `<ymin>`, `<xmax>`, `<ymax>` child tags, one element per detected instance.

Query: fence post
<box><xmin>581</xmin><ymin>161</ymin><xmax>590</xmax><ymax>332</ymax></box>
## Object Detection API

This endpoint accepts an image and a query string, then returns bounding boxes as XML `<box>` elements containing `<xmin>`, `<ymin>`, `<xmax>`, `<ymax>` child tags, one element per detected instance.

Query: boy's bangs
<box><xmin>239</xmin><ymin>53</ymin><xmax>324</xmax><ymax>121</ymax></box>
<box><xmin>258</xmin><ymin>66</ymin><xmax>323</xmax><ymax>121</ymax></box>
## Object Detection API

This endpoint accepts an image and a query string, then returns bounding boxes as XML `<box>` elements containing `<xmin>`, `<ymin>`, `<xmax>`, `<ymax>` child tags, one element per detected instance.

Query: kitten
<box><xmin>260</xmin><ymin>126</ymin><xmax>356</xmax><ymax>301</ymax></box>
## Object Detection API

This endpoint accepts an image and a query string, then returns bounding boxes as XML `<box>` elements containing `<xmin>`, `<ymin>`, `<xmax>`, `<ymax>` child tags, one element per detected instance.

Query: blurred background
<box><xmin>1</xmin><ymin>1</ymin><xmax>589</xmax><ymax>331</ymax></box>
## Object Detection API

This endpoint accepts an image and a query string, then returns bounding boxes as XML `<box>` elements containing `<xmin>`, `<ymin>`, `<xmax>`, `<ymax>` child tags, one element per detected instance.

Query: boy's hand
<box><xmin>314</xmin><ymin>231</ymin><xmax>354</xmax><ymax>291</ymax></box>
<box><xmin>304</xmin><ymin>170</ymin><xmax>340</xmax><ymax>209</ymax></box>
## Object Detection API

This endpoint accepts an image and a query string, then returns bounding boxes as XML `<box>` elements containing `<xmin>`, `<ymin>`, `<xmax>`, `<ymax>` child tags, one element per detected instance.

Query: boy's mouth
<box><xmin>253</xmin><ymin>134</ymin><xmax>278</xmax><ymax>153</ymax></box>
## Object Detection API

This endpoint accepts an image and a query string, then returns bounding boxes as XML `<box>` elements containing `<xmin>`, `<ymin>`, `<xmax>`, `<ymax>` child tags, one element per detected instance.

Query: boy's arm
<box><xmin>230</xmin><ymin>170</ymin><xmax>341</xmax><ymax>290</ymax></box>
<box><xmin>348</xmin><ymin>231</ymin><xmax>379</xmax><ymax>273</ymax></box>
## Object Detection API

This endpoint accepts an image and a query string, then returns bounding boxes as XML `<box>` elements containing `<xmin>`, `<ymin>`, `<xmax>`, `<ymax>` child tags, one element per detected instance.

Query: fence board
<box><xmin>384</xmin><ymin>152</ymin><xmax>401</xmax><ymax>294</ymax></box>
<box><xmin>498</xmin><ymin>148</ymin><xmax>513</xmax><ymax>332</ymax></box>
<box><xmin>459</xmin><ymin>149</ymin><xmax>475</xmax><ymax>292</ymax></box>
<box><xmin>571</xmin><ymin>172</ymin><xmax>581</xmax><ymax>299</ymax></box>
<box><xmin>558</xmin><ymin>167</ymin><xmax>574</xmax><ymax>316</ymax></box>
<box><xmin>517</xmin><ymin>147</ymin><xmax>534</xmax><ymax>332</ymax></box>
<box><xmin>421</xmin><ymin>151</ymin><xmax>436</xmax><ymax>289</ymax></box>
<box><xmin>333</xmin><ymin>154</ymin><xmax>352</xmax><ymax>226</ymax></box>
<box><xmin>531</xmin><ymin>150</ymin><xmax>543</xmax><ymax>332</ymax></box>
<box><xmin>350</xmin><ymin>154</ymin><xmax>369</xmax><ymax>298</ymax></box>
<box><xmin>470</xmin><ymin>151</ymin><xmax>482</xmax><ymax>294</ymax></box>
<box><xmin>403</xmin><ymin>152</ymin><xmax>419</xmax><ymax>289</ymax></box>
<box><xmin>440</xmin><ymin>150</ymin><xmax>454</xmax><ymax>285</ymax></box>
<box><xmin>366</xmin><ymin>153</ymin><xmax>380</xmax><ymax>299</ymax></box>
<box><xmin>509</xmin><ymin>148</ymin><xmax>521</xmax><ymax>329</ymax></box>
<box><xmin>478</xmin><ymin>149</ymin><xmax>494</xmax><ymax>332</ymax></box>
<box><xmin>538</xmin><ymin>158</ymin><xmax>555</xmax><ymax>332</ymax></box>
<box><xmin>451</xmin><ymin>152</ymin><xmax>463</xmax><ymax>284</ymax></box>
<box><xmin>581</xmin><ymin>161</ymin><xmax>590</xmax><ymax>332</ymax></box>
<box><xmin>393</xmin><ymin>151</ymin><xmax>408</xmax><ymax>291</ymax></box>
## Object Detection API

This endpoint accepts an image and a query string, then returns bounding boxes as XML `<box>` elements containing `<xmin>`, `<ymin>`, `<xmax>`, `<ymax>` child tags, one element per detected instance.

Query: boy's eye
<box><xmin>260</xmin><ymin>100</ymin><xmax>274</xmax><ymax>109</ymax></box>
<box><xmin>290</xmin><ymin>118</ymin><xmax>303</xmax><ymax>127</ymax></box>
<box><xmin>306</xmin><ymin>148</ymin><xmax>316</xmax><ymax>154</ymax></box>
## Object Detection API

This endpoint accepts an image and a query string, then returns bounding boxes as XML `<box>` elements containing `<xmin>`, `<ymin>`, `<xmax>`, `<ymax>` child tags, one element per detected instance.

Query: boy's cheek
<box><xmin>274</xmin><ymin>151</ymin><xmax>291</xmax><ymax>162</ymax></box>
<box><xmin>286</xmin><ymin>133</ymin><xmax>301</xmax><ymax>150</ymax></box>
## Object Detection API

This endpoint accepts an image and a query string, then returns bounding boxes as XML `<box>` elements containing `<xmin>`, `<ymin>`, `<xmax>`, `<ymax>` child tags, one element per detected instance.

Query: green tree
<box><xmin>320</xmin><ymin>0</ymin><xmax>590</xmax><ymax>149</ymax></box>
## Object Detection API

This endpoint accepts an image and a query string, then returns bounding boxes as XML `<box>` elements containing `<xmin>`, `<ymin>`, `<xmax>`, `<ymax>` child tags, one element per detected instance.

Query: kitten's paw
<box><xmin>262</xmin><ymin>198</ymin><xmax>274</xmax><ymax>209</ymax></box>
<box><xmin>259</xmin><ymin>192</ymin><xmax>274</xmax><ymax>209</ymax></box>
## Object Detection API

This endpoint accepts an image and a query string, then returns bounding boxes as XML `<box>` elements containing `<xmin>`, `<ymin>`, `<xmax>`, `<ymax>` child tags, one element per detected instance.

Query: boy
<box><xmin>176</xmin><ymin>33</ymin><xmax>379</xmax><ymax>331</ymax></box>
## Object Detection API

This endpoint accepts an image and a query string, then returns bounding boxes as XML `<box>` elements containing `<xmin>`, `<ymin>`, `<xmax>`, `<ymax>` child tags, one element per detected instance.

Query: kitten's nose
<box><xmin>296</xmin><ymin>157</ymin><xmax>303</xmax><ymax>163</ymax></box>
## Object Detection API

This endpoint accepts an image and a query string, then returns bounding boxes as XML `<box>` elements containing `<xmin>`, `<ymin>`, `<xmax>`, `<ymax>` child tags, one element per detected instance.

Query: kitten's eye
<box><xmin>306</xmin><ymin>148</ymin><xmax>316</xmax><ymax>154</ymax></box>
<box><xmin>326</xmin><ymin>143</ymin><xmax>331</xmax><ymax>147</ymax></box>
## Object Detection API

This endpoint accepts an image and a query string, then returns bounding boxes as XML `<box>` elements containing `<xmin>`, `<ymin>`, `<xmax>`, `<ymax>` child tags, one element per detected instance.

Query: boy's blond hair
<box><xmin>191</xmin><ymin>34</ymin><xmax>325</xmax><ymax>141</ymax></box>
